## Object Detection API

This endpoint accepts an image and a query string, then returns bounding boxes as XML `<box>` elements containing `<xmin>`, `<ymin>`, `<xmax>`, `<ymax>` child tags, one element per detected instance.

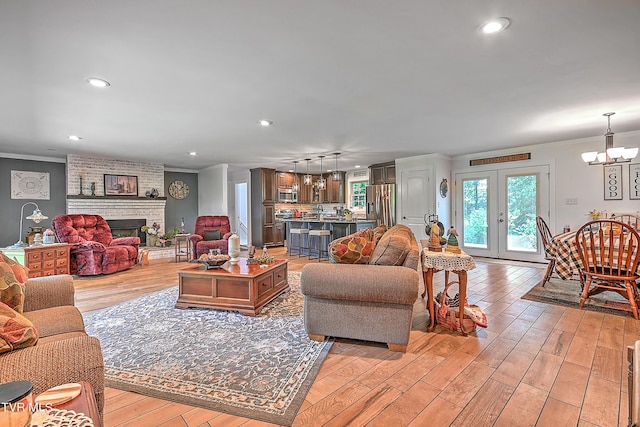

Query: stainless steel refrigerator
<box><xmin>366</xmin><ymin>184</ymin><xmax>396</xmax><ymax>228</ymax></box>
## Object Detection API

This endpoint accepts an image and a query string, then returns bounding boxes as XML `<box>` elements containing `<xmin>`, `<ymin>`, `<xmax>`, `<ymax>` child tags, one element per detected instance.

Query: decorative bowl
<box><xmin>199</xmin><ymin>255</ymin><xmax>230</xmax><ymax>269</ymax></box>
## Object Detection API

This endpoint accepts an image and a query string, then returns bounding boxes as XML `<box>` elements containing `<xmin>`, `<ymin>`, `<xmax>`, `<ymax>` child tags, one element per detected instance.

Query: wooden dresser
<box><xmin>1</xmin><ymin>243</ymin><xmax>70</xmax><ymax>278</ymax></box>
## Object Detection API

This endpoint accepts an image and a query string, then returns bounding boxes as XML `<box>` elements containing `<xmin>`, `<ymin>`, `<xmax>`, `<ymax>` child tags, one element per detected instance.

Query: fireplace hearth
<box><xmin>107</xmin><ymin>219</ymin><xmax>147</xmax><ymax>246</ymax></box>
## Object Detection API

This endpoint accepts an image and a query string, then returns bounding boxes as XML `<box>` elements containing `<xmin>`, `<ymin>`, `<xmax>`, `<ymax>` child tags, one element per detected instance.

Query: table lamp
<box><xmin>11</xmin><ymin>202</ymin><xmax>48</xmax><ymax>248</ymax></box>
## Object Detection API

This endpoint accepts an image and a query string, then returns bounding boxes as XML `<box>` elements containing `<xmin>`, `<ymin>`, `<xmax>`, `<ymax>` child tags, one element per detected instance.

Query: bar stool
<box><xmin>308</xmin><ymin>229</ymin><xmax>332</xmax><ymax>261</ymax></box>
<box><xmin>289</xmin><ymin>228</ymin><xmax>309</xmax><ymax>257</ymax></box>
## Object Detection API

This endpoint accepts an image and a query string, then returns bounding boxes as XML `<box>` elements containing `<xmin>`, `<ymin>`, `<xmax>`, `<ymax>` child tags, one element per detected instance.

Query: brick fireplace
<box><xmin>107</xmin><ymin>219</ymin><xmax>147</xmax><ymax>245</ymax></box>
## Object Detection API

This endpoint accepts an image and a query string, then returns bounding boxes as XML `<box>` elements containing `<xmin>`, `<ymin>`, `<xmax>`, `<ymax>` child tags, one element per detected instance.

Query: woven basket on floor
<box><xmin>434</xmin><ymin>281</ymin><xmax>476</xmax><ymax>334</ymax></box>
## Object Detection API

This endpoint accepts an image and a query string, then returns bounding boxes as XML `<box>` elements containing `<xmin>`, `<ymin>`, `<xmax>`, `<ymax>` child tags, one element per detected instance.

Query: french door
<box><xmin>454</xmin><ymin>166</ymin><xmax>549</xmax><ymax>262</ymax></box>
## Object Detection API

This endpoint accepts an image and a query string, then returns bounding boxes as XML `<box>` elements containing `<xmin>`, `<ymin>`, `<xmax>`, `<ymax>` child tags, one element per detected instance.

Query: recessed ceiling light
<box><xmin>189</xmin><ymin>152</ymin><xmax>198</xmax><ymax>156</ymax></box>
<box><xmin>85</xmin><ymin>77</ymin><xmax>111</xmax><ymax>88</ymax></box>
<box><xmin>479</xmin><ymin>17</ymin><xmax>511</xmax><ymax>34</ymax></box>
<box><xmin>354</xmin><ymin>165</ymin><xmax>361</xmax><ymax>168</ymax></box>
<box><xmin>68</xmin><ymin>135</ymin><xmax>82</xmax><ymax>141</ymax></box>
<box><xmin>258</xmin><ymin>120</ymin><xmax>274</xmax><ymax>127</ymax></box>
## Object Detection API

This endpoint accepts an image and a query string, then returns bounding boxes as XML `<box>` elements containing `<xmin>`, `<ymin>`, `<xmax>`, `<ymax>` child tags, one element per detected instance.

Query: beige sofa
<box><xmin>0</xmin><ymin>275</ymin><xmax>105</xmax><ymax>417</ymax></box>
<box><xmin>300</xmin><ymin>224</ymin><xmax>420</xmax><ymax>352</ymax></box>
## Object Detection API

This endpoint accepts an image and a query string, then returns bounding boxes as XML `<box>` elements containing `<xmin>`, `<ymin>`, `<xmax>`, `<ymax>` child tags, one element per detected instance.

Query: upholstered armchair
<box><xmin>51</xmin><ymin>214</ymin><xmax>140</xmax><ymax>275</ymax></box>
<box><xmin>189</xmin><ymin>215</ymin><xmax>232</xmax><ymax>260</ymax></box>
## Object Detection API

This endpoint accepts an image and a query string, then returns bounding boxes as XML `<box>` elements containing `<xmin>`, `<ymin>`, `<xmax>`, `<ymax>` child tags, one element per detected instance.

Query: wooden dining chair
<box><xmin>611</xmin><ymin>213</ymin><xmax>640</xmax><ymax>231</ymax></box>
<box><xmin>575</xmin><ymin>219</ymin><xmax>640</xmax><ymax>319</ymax></box>
<box><xmin>536</xmin><ymin>216</ymin><xmax>556</xmax><ymax>287</ymax></box>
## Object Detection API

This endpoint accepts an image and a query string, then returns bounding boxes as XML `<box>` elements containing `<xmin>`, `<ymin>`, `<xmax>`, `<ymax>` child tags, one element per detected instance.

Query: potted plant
<box><xmin>343</xmin><ymin>209</ymin><xmax>353</xmax><ymax>221</ymax></box>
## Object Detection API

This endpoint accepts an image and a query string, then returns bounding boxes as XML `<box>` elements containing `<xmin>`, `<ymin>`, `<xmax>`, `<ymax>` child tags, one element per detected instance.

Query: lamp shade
<box><xmin>581</xmin><ymin>152</ymin><xmax>598</xmax><ymax>163</ymax></box>
<box><xmin>26</xmin><ymin>209</ymin><xmax>47</xmax><ymax>223</ymax></box>
<box><xmin>623</xmin><ymin>147</ymin><xmax>639</xmax><ymax>160</ymax></box>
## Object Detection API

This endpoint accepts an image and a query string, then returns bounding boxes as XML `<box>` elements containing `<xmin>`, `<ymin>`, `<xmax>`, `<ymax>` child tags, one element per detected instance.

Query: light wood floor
<box><xmin>74</xmin><ymin>248</ymin><xmax>637</xmax><ymax>427</ymax></box>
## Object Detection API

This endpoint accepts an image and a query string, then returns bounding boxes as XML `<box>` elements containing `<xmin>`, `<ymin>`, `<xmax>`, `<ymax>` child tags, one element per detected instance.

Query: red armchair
<box><xmin>189</xmin><ymin>216</ymin><xmax>231</xmax><ymax>260</ymax></box>
<box><xmin>51</xmin><ymin>214</ymin><xmax>140</xmax><ymax>276</ymax></box>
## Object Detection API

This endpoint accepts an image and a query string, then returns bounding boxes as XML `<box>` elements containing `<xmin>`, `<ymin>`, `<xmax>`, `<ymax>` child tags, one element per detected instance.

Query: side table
<box><xmin>174</xmin><ymin>233</ymin><xmax>191</xmax><ymax>262</ymax></box>
<box><xmin>35</xmin><ymin>381</ymin><xmax>102</xmax><ymax>427</ymax></box>
<box><xmin>421</xmin><ymin>245</ymin><xmax>476</xmax><ymax>335</ymax></box>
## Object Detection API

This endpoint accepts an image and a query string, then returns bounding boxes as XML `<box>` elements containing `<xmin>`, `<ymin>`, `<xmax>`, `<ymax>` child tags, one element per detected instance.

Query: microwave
<box><xmin>277</xmin><ymin>188</ymin><xmax>298</xmax><ymax>203</ymax></box>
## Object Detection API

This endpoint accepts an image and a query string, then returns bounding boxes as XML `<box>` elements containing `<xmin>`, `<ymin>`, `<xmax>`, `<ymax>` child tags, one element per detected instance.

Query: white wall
<box><xmin>450</xmin><ymin>130</ymin><xmax>640</xmax><ymax>234</ymax></box>
<box><xmin>198</xmin><ymin>164</ymin><xmax>228</xmax><ymax>215</ymax></box>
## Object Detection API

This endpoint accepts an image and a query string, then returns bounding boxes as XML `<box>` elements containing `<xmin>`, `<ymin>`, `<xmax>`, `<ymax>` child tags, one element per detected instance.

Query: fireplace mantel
<box><xmin>67</xmin><ymin>195</ymin><xmax>167</xmax><ymax>200</ymax></box>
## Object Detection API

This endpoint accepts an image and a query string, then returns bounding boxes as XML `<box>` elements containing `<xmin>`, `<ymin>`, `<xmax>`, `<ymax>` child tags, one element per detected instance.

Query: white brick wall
<box><xmin>66</xmin><ymin>155</ymin><xmax>166</xmax><ymax>231</ymax></box>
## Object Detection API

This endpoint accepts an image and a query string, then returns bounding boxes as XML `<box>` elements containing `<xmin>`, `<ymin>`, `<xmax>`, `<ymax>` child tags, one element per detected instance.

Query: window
<box><xmin>351</xmin><ymin>181</ymin><xmax>367</xmax><ymax>208</ymax></box>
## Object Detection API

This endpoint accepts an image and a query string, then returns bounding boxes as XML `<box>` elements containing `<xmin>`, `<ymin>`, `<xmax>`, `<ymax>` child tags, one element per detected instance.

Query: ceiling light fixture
<box><xmin>85</xmin><ymin>77</ymin><xmax>111</xmax><ymax>88</ymax></box>
<box><xmin>479</xmin><ymin>17</ymin><xmax>511</xmax><ymax>34</ymax></box>
<box><xmin>68</xmin><ymin>135</ymin><xmax>82</xmax><ymax>141</ymax></box>
<box><xmin>317</xmin><ymin>155</ymin><xmax>327</xmax><ymax>190</ymax></box>
<box><xmin>258</xmin><ymin>120</ymin><xmax>273</xmax><ymax>127</ymax></box>
<box><xmin>581</xmin><ymin>112</ymin><xmax>638</xmax><ymax>165</ymax></box>
<box><xmin>303</xmin><ymin>158</ymin><xmax>313</xmax><ymax>185</ymax></box>
<box><xmin>332</xmin><ymin>152</ymin><xmax>341</xmax><ymax>181</ymax></box>
<box><xmin>189</xmin><ymin>151</ymin><xmax>198</xmax><ymax>156</ymax></box>
<box><xmin>292</xmin><ymin>161</ymin><xmax>300</xmax><ymax>191</ymax></box>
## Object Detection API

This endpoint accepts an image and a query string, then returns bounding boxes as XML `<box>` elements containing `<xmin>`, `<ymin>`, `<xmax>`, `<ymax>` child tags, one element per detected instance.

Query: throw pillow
<box><xmin>0</xmin><ymin>301</ymin><xmax>39</xmax><ymax>354</ymax></box>
<box><xmin>202</xmin><ymin>230</ymin><xmax>222</xmax><ymax>241</ymax></box>
<box><xmin>369</xmin><ymin>224</ymin><xmax>413</xmax><ymax>266</ymax></box>
<box><xmin>0</xmin><ymin>255</ymin><xmax>28</xmax><ymax>314</ymax></box>
<box><xmin>373</xmin><ymin>224</ymin><xmax>387</xmax><ymax>245</ymax></box>
<box><xmin>1</xmin><ymin>253</ymin><xmax>29</xmax><ymax>284</ymax></box>
<box><xmin>328</xmin><ymin>228</ymin><xmax>376</xmax><ymax>264</ymax></box>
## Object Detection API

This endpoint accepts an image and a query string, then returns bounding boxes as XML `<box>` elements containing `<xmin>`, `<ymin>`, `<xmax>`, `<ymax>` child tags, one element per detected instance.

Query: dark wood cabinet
<box><xmin>369</xmin><ymin>161</ymin><xmax>396</xmax><ymax>185</ymax></box>
<box><xmin>250</xmin><ymin>168</ymin><xmax>279</xmax><ymax>247</ymax></box>
<box><xmin>298</xmin><ymin>175</ymin><xmax>320</xmax><ymax>204</ymax></box>
<box><xmin>277</xmin><ymin>172</ymin><xmax>295</xmax><ymax>188</ymax></box>
<box><xmin>324</xmin><ymin>172</ymin><xmax>345</xmax><ymax>203</ymax></box>
<box><xmin>274</xmin><ymin>222</ymin><xmax>284</xmax><ymax>245</ymax></box>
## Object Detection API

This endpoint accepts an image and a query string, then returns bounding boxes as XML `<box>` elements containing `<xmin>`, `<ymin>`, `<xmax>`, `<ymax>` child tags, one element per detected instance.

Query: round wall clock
<box><xmin>169</xmin><ymin>180</ymin><xmax>190</xmax><ymax>199</ymax></box>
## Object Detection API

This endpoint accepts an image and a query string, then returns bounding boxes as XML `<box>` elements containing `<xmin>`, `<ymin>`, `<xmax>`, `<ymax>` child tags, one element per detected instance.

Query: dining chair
<box><xmin>575</xmin><ymin>219</ymin><xmax>640</xmax><ymax>319</ymax></box>
<box><xmin>611</xmin><ymin>213</ymin><xmax>640</xmax><ymax>231</ymax></box>
<box><xmin>536</xmin><ymin>216</ymin><xmax>556</xmax><ymax>287</ymax></box>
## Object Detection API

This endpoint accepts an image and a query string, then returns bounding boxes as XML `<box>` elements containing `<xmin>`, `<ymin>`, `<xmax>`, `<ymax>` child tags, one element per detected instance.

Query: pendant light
<box><xmin>581</xmin><ymin>112</ymin><xmax>638</xmax><ymax>165</ymax></box>
<box><xmin>303</xmin><ymin>158</ymin><xmax>313</xmax><ymax>185</ymax></box>
<box><xmin>317</xmin><ymin>155</ymin><xmax>327</xmax><ymax>190</ymax></box>
<box><xmin>332</xmin><ymin>152</ymin><xmax>341</xmax><ymax>181</ymax></box>
<box><xmin>292</xmin><ymin>161</ymin><xmax>300</xmax><ymax>191</ymax></box>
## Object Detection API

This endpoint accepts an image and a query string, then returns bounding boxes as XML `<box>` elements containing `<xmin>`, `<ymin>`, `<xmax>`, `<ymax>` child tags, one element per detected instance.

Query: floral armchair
<box><xmin>51</xmin><ymin>214</ymin><xmax>140</xmax><ymax>275</ymax></box>
<box><xmin>189</xmin><ymin>216</ymin><xmax>231</xmax><ymax>260</ymax></box>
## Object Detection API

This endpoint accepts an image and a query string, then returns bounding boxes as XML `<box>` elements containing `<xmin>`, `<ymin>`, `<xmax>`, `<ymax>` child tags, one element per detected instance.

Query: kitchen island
<box><xmin>282</xmin><ymin>218</ymin><xmax>376</xmax><ymax>257</ymax></box>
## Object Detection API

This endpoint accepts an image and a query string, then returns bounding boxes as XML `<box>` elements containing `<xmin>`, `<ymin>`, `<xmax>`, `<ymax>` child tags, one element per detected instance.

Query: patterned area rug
<box><xmin>522</xmin><ymin>277</ymin><xmax>635</xmax><ymax>317</ymax></box>
<box><xmin>83</xmin><ymin>272</ymin><xmax>332</xmax><ymax>426</ymax></box>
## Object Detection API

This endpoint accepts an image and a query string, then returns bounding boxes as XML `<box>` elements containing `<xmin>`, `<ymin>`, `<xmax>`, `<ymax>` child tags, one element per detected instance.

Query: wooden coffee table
<box><xmin>176</xmin><ymin>258</ymin><xmax>288</xmax><ymax>316</ymax></box>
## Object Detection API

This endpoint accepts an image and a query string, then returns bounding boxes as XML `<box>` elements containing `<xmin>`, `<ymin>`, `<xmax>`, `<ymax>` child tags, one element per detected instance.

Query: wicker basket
<box><xmin>434</xmin><ymin>281</ymin><xmax>476</xmax><ymax>334</ymax></box>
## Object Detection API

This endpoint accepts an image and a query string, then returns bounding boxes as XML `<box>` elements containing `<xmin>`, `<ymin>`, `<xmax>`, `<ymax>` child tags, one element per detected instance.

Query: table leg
<box><xmin>458</xmin><ymin>269</ymin><xmax>468</xmax><ymax>336</ymax></box>
<box><xmin>423</xmin><ymin>268</ymin><xmax>435</xmax><ymax>332</ymax></box>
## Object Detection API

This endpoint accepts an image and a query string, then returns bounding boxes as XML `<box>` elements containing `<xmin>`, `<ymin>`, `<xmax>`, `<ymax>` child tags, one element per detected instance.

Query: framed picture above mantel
<box><xmin>104</xmin><ymin>174</ymin><xmax>138</xmax><ymax>196</ymax></box>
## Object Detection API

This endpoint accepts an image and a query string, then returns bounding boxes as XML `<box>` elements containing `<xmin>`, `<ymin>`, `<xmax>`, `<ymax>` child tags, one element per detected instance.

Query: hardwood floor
<box><xmin>76</xmin><ymin>248</ymin><xmax>637</xmax><ymax>426</ymax></box>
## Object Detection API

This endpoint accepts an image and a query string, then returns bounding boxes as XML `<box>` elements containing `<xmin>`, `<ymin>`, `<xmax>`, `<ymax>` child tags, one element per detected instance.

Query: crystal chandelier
<box><xmin>292</xmin><ymin>161</ymin><xmax>299</xmax><ymax>191</ymax></box>
<box><xmin>581</xmin><ymin>112</ymin><xmax>638</xmax><ymax>165</ymax></box>
<box><xmin>317</xmin><ymin>155</ymin><xmax>326</xmax><ymax>190</ymax></box>
<box><xmin>303</xmin><ymin>158</ymin><xmax>313</xmax><ymax>185</ymax></box>
<box><xmin>332</xmin><ymin>152</ymin><xmax>341</xmax><ymax>181</ymax></box>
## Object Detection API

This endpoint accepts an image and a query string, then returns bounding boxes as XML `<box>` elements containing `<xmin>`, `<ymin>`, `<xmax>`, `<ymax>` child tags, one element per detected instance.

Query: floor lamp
<box><xmin>12</xmin><ymin>202</ymin><xmax>48</xmax><ymax>248</ymax></box>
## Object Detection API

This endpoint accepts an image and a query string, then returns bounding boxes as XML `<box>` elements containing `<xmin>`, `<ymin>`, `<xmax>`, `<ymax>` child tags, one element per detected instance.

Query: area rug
<box><xmin>522</xmin><ymin>277</ymin><xmax>635</xmax><ymax>317</ymax></box>
<box><xmin>83</xmin><ymin>272</ymin><xmax>332</xmax><ymax>426</ymax></box>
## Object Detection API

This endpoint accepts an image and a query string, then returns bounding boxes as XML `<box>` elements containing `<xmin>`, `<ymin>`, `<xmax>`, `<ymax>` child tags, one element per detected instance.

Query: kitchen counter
<box><xmin>282</xmin><ymin>218</ymin><xmax>376</xmax><ymax>257</ymax></box>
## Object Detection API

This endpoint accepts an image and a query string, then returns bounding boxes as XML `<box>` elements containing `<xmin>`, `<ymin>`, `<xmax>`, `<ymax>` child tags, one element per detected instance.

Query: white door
<box><xmin>400</xmin><ymin>168</ymin><xmax>431</xmax><ymax>242</ymax></box>
<box><xmin>454</xmin><ymin>165</ymin><xmax>549</xmax><ymax>262</ymax></box>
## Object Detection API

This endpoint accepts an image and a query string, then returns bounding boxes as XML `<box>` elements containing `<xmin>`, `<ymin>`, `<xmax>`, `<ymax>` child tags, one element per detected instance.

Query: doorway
<box><xmin>454</xmin><ymin>165</ymin><xmax>549</xmax><ymax>262</ymax></box>
<box><xmin>235</xmin><ymin>182</ymin><xmax>248</xmax><ymax>246</ymax></box>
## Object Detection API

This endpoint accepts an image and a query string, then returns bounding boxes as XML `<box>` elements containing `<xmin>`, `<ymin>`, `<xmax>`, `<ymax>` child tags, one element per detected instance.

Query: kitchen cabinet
<box><xmin>369</xmin><ymin>161</ymin><xmax>396</xmax><ymax>185</ymax></box>
<box><xmin>298</xmin><ymin>175</ymin><xmax>320</xmax><ymax>204</ymax></box>
<box><xmin>250</xmin><ymin>168</ymin><xmax>279</xmax><ymax>247</ymax></box>
<box><xmin>323</xmin><ymin>172</ymin><xmax>345</xmax><ymax>203</ymax></box>
<box><xmin>274</xmin><ymin>222</ymin><xmax>284</xmax><ymax>245</ymax></box>
<box><xmin>277</xmin><ymin>172</ymin><xmax>295</xmax><ymax>188</ymax></box>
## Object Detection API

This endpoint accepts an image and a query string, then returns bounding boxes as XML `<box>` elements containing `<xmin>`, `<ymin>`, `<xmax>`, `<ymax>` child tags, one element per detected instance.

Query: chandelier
<box><xmin>292</xmin><ymin>161</ymin><xmax>299</xmax><ymax>191</ymax></box>
<box><xmin>332</xmin><ymin>152</ymin><xmax>341</xmax><ymax>181</ymax></box>
<box><xmin>581</xmin><ymin>112</ymin><xmax>638</xmax><ymax>165</ymax></box>
<box><xmin>303</xmin><ymin>159</ymin><xmax>313</xmax><ymax>185</ymax></box>
<box><xmin>317</xmin><ymin>156</ymin><xmax>327</xmax><ymax>190</ymax></box>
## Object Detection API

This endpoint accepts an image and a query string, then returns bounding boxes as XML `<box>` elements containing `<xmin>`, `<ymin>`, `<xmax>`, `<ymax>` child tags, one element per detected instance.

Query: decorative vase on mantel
<box><xmin>228</xmin><ymin>232</ymin><xmax>241</xmax><ymax>265</ymax></box>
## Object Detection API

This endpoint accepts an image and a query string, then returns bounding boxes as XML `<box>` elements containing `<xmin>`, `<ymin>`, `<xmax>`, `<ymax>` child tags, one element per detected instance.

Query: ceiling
<box><xmin>1</xmin><ymin>1</ymin><xmax>639</xmax><ymax>173</ymax></box>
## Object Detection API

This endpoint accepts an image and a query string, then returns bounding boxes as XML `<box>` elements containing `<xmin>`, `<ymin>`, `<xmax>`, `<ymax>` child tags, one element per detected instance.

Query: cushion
<box><xmin>0</xmin><ymin>301</ymin><xmax>39</xmax><ymax>354</ymax></box>
<box><xmin>373</xmin><ymin>224</ymin><xmax>387</xmax><ymax>245</ymax></box>
<box><xmin>1</xmin><ymin>253</ymin><xmax>29</xmax><ymax>284</ymax></box>
<box><xmin>0</xmin><ymin>255</ymin><xmax>28</xmax><ymax>314</ymax></box>
<box><xmin>328</xmin><ymin>228</ymin><xmax>376</xmax><ymax>264</ymax></box>
<box><xmin>203</xmin><ymin>230</ymin><xmax>222</xmax><ymax>241</ymax></box>
<box><xmin>369</xmin><ymin>224</ymin><xmax>414</xmax><ymax>266</ymax></box>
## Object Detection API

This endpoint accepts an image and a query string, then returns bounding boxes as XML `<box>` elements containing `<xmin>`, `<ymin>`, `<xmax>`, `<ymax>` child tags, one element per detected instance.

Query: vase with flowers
<box><xmin>141</xmin><ymin>222</ymin><xmax>161</xmax><ymax>246</ymax></box>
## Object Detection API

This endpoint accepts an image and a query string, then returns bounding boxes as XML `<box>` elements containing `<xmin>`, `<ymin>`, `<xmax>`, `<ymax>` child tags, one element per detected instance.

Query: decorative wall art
<box><xmin>603</xmin><ymin>165</ymin><xmax>623</xmax><ymax>201</ymax></box>
<box><xmin>11</xmin><ymin>170</ymin><xmax>50</xmax><ymax>200</ymax></box>
<box><xmin>104</xmin><ymin>174</ymin><xmax>138</xmax><ymax>196</ymax></box>
<box><xmin>168</xmin><ymin>180</ymin><xmax>190</xmax><ymax>199</ymax></box>
<box><xmin>630</xmin><ymin>163</ymin><xmax>640</xmax><ymax>200</ymax></box>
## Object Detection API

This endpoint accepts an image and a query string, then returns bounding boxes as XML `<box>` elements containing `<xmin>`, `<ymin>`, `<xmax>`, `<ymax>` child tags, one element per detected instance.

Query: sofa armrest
<box><xmin>72</xmin><ymin>241</ymin><xmax>106</xmax><ymax>253</ymax></box>
<box><xmin>189</xmin><ymin>234</ymin><xmax>203</xmax><ymax>243</ymax></box>
<box><xmin>301</xmin><ymin>263</ymin><xmax>419</xmax><ymax>305</ymax></box>
<box><xmin>111</xmin><ymin>236</ymin><xmax>140</xmax><ymax>246</ymax></box>
<box><xmin>23</xmin><ymin>274</ymin><xmax>75</xmax><ymax>312</ymax></box>
<box><xmin>222</xmin><ymin>232</ymin><xmax>232</xmax><ymax>240</ymax></box>
<box><xmin>0</xmin><ymin>335</ymin><xmax>105</xmax><ymax>416</ymax></box>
